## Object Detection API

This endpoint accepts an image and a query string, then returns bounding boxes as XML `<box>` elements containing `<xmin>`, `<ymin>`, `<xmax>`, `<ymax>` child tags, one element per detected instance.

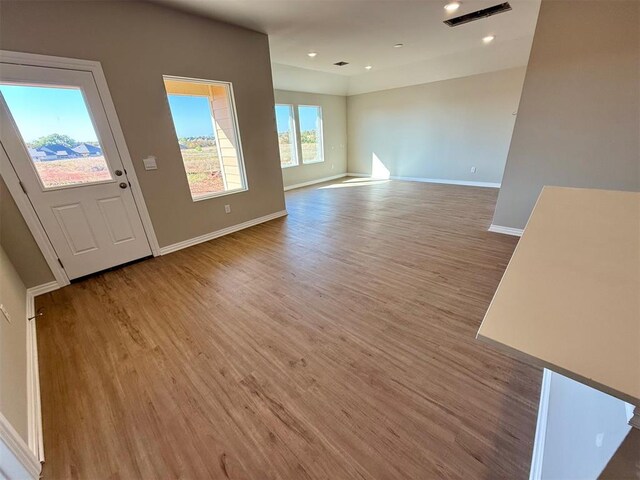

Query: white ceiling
<box><xmin>157</xmin><ymin>0</ymin><xmax>541</xmax><ymax>95</ymax></box>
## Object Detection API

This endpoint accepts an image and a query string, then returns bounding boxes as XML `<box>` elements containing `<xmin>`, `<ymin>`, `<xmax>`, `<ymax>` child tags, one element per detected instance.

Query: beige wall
<box><xmin>347</xmin><ymin>67</ymin><xmax>527</xmax><ymax>185</ymax></box>
<box><xmin>0</xmin><ymin>178</ymin><xmax>54</xmax><ymax>288</ymax></box>
<box><xmin>493</xmin><ymin>0</ymin><xmax>640</xmax><ymax>229</ymax></box>
<box><xmin>0</xmin><ymin>244</ymin><xmax>29</xmax><ymax>442</ymax></box>
<box><xmin>275</xmin><ymin>90</ymin><xmax>347</xmax><ymax>188</ymax></box>
<box><xmin>0</xmin><ymin>1</ymin><xmax>285</xmax><ymax>259</ymax></box>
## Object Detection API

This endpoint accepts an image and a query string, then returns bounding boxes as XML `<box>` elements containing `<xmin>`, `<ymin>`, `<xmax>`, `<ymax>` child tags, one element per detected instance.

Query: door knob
<box><xmin>119</xmin><ymin>182</ymin><xmax>128</xmax><ymax>189</ymax></box>
<box><xmin>115</xmin><ymin>169</ymin><xmax>123</xmax><ymax>176</ymax></box>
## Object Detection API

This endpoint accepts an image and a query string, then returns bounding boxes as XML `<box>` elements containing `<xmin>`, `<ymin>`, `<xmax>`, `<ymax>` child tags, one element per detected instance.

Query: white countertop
<box><xmin>478</xmin><ymin>186</ymin><xmax>640</xmax><ymax>405</ymax></box>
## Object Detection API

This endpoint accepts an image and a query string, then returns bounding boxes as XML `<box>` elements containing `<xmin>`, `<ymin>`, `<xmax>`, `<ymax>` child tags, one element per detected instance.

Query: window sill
<box><xmin>191</xmin><ymin>187</ymin><xmax>248</xmax><ymax>202</ymax></box>
<box><xmin>281</xmin><ymin>163</ymin><xmax>300</xmax><ymax>169</ymax></box>
<box><xmin>302</xmin><ymin>159</ymin><xmax>325</xmax><ymax>165</ymax></box>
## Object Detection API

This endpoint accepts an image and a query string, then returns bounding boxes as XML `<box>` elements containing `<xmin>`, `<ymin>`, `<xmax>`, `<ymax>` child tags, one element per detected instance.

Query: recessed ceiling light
<box><xmin>483</xmin><ymin>35</ymin><xmax>495</xmax><ymax>44</ymax></box>
<box><xmin>444</xmin><ymin>2</ymin><xmax>460</xmax><ymax>12</ymax></box>
<box><xmin>393</xmin><ymin>43</ymin><xmax>404</xmax><ymax>48</ymax></box>
<box><xmin>307</xmin><ymin>52</ymin><xmax>317</xmax><ymax>57</ymax></box>
<box><xmin>365</xmin><ymin>65</ymin><xmax>372</xmax><ymax>70</ymax></box>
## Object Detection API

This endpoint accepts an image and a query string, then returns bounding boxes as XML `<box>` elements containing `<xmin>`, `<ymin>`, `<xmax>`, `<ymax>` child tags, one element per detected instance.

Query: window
<box><xmin>163</xmin><ymin>76</ymin><xmax>247</xmax><ymax>201</ymax></box>
<box><xmin>275</xmin><ymin>103</ymin><xmax>324</xmax><ymax>169</ymax></box>
<box><xmin>0</xmin><ymin>84</ymin><xmax>112</xmax><ymax>189</ymax></box>
<box><xmin>275</xmin><ymin>104</ymin><xmax>298</xmax><ymax>168</ymax></box>
<box><xmin>298</xmin><ymin>105</ymin><xmax>324</xmax><ymax>164</ymax></box>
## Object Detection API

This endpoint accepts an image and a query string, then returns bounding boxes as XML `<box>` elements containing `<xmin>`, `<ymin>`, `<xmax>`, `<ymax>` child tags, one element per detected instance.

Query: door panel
<box><xmin>0</xmin><ymin>63</ymin><xmax>151</xmax><ymax>279</ymax></box>
<box><xmin>97</xmin><ymin>196</ymin><xmax>136</xmax><ymax>244</ymax></box>
<box><xmin>52</xmin><ymin>203</ymin><xmax>99</xmax><ymax>254</ymax></box>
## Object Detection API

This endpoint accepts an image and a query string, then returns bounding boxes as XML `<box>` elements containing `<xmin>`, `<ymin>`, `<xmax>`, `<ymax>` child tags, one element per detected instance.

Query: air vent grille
<box><xmin>444</xmin><ymin>2</ymin><xmax>512</xmax><ymax>27</ymax></box>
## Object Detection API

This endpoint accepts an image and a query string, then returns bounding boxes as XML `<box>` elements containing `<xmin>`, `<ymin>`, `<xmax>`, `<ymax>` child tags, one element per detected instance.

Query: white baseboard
<box><xmin>345</xmin><ymin>173</ymin><xmax>501</xmax><ymax>188</ymax></box>
<box><xmin>391</xmin><ymin>175</ymin><xmax>501</xmax><ymax>188</ymax></box>
<box><xmin>283</xmin><ymin>173</ymin><xmax>348</xmax><ymax>191</ymax></box>
<box><xmin>160</xmin><ymin>210</ymin><xmax>288</xmax><ymax>255</ymax></box>
<box><xmin>345</xmin><ymin>172</ymin><xmax>371</xmax><ymax>178</ymax></box>
<box><xmin>0</xmin><ymin>402</ymin><xmax>41</xmax><ymax>480</ymax></box>
<box><xmin>488</xmin><ymin>224</ymin><xmax>524</xmax><ymax>237</ymax></box>
<box><xmin>27</xmin><ymin>281</ymin><xmax>60</xmax><ymax>298</ymax></box>
<box><xmin>25</xmin><ymin>288</ymin><xmax>47</xmax><ymax>464</ymax></box>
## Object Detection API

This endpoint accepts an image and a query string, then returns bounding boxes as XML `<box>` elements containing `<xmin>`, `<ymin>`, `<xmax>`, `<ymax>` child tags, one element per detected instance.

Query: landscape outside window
<box><xmin>163</xmin><ymin>77</ymin><xmax>246</xmax><ymax>200</ymax></box>
<box><xmin>166</xmin><ymin>94</ymin><xmax>222</xmax><ymax>196</ymax></box>
<box><xmin>0</xmin><ymin>84</ymin><xmax>112</xmax><ymax>189</ymax></box>
<box><xmin>299</xmin><ymin>105</ymin><xmax>323</xmax><ymax>164</ymax></box>
<box><xmin>275</xmin><ymin>104</ymin><xmax>297</xmax><ymax>167</ymax></box>
<box><xmin>275</xmin><ymin>104</ymin><xmax>324</xmax><ymax>169</ymax></box>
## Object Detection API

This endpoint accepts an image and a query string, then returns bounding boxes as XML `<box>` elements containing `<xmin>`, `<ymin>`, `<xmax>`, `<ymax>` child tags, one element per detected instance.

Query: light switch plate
<box><xmin>143</xmin><ymin>156</ymin><xmax>157</xmax><ymax>170</ymax></box>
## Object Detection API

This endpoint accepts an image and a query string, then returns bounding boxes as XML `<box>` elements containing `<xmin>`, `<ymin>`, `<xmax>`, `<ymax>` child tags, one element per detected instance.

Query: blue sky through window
<box><xmin>275</xmin><ymin>105</ymin><xmax>292</xmax><ymax>134</ymax></box>
<box><xmin>1</xmin><ymin>83</ymin><xmax>317</xmax><ymax>146</ymax></box>
<box><xmin>167</xmin><ymin>95</ymin><xmax>215</xmax><ymax>138</ymax></box>
<box><xmin>276</xmin><ymin>105</ymin><xmax>319</xmax><ymax>133</ymax></box>
<box><xmin>0</xmin><ymin>85</ymin><xmax>99</xmax><ymax>143</ymax></box>
<box><xmin>298</xmin><ymin>106</ymin><xmax>319</xmax><ymax>132</ymax></box>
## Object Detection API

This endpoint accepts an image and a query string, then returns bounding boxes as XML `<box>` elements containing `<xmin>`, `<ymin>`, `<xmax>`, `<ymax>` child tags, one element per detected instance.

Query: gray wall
<box><xmin>346</xmin><ymin>67</ymin><xmax>527</xmax><ymax>185</ymax></box>
<box><xmin>0</xmin><ymin>245</ymin><xmax>29</xmax><ymax>442</ymax></box>
<box><xmin>0</xmin><ymin>1</ymin><xmax>285</xmax><ymax>286</ymax></box>
<box><xmin>275</xmin><ymin>90</ymin><xmax>347</xmax><ymax>188</ymax></box>
<box><xmin>493</xmin><ymin>0</ymin><xmax>640</xmax><ymax>229</ymax></box>
<box><xmin>0</xmin><ymin>178</ymin><xmax>54</xmax><ymax>287</ymax></box>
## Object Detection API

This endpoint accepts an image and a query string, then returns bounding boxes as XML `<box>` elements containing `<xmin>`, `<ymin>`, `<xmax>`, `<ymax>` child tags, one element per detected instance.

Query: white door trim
<box><xmin>529</xmin><ymin>368</ymin><xmax>552</xmax><ymax>480</ymax></box>
<box><xmin>0</xmin><ymin>50</ymin><xmax>160</xmax><ymax>285</ymax></box>
<box><xmin>0</xmin><ymin>145</ymin><xmax>70</xmax><ymax>285</ymax></box>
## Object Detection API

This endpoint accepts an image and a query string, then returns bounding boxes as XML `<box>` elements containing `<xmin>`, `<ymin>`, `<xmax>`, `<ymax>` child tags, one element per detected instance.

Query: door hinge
<box><xmin>57</xmin><ymin>258</ymin><xmax>64</xmax><ymax>269</ymax></box>
<box><xmin>18</xmin><ymin>181</ymin><xmax>27</xmax><ymax>195</ymax></box>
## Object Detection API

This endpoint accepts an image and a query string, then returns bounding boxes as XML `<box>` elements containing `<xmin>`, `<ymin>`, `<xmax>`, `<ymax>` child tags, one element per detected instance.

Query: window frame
<box><xmin>297</xmin><ymin>104</ymin><xmax>324</xmax><ymax>165</ymax></box>
<box><xmin>163</xmin><ymin>75</ymin><xmax>249</xmax><ymax>202</ymax></box>
<box><xmin>275</xmin><ymin>103</ymin><xmax>299</xmax><ymax>169</ymax></box>
<box><xmin>0</xmin><ymin>82</ymin><xmax>117</xmax><ymax>192</ymax></box>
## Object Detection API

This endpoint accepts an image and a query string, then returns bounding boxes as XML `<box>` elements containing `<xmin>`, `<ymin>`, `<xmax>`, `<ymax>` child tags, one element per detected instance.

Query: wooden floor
<box><xmin>36</xmin><ymin>178</ymin><xmax>541</xmax><ymax>479</ymax></box>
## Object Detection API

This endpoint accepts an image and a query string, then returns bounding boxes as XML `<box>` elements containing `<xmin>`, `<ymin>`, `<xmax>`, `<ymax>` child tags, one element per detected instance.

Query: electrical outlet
<box><xmin>595</xmin><ymin>432</ymin><xmax>604</xmax><ymax>448</ymax></box>
<box><xmin>224</xmin><ymin>204</ymin><xmax>231</xmax><ymax>214</ymax></box>
<box><xmin>471</xmin><ymin>166</ymin><xmax>477</xmax><ymax>174</ymax></box>
<box><xmin>0</xmin><ymin>304</ymin><xmax>10</xmax><ymax>323</ymax></box>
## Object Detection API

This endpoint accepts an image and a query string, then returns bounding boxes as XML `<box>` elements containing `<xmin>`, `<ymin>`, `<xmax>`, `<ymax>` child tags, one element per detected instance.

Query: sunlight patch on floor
<box><xmin>319</xmin><ymin>179</ymin><xmax>390</xmax><ymax>189</ymax></box>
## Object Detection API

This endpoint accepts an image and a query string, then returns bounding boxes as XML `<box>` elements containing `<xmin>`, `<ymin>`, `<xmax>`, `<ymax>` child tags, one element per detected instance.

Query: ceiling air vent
<box><xmin>444</xmin><ymin>2</ymin><xmax>512</xmax><ymax>27</ymax></box>
<box><xmin>334</xmin><ymin>61</ymin><xmax>349</xmax><ymax>67</ymax></box>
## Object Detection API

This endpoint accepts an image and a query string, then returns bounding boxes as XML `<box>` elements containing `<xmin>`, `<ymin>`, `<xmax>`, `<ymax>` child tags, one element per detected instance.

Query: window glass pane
<box><xmin>0</xmin><ymin>84</ymin><xmax>112</xmax><ymax>189</ymax></box>
<box><xmin>163</xmin><ymin>77</ymin><xmax>246</xmax><ymax>200</ymax></box>
<box><xmin>166</xmin><ymin>94</ymin><xmax>222</xmax><ymax>197</ymax></box>
<box><xmin>298</xmin><ymin>105</ymin><xmax>324</xmax><ymax>164</ymax></box>
<box><xmin>275</xmin><ymin>104</ymin><xmax>297</xmax><ymax>168</ymax></box>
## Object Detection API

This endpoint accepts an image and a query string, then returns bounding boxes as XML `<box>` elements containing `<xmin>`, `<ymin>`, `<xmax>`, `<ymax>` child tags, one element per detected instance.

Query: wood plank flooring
<box><xmin>36</xmin><ymin>178</ymin><xmax>541</xmax><ymax>479</ymax></box>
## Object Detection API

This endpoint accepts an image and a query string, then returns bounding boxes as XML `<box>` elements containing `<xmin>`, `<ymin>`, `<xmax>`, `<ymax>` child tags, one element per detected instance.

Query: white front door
<box><xmin>0</xmin><ymin>63</ymin><xmax>152</xmax><ymax>279</ymax></box>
